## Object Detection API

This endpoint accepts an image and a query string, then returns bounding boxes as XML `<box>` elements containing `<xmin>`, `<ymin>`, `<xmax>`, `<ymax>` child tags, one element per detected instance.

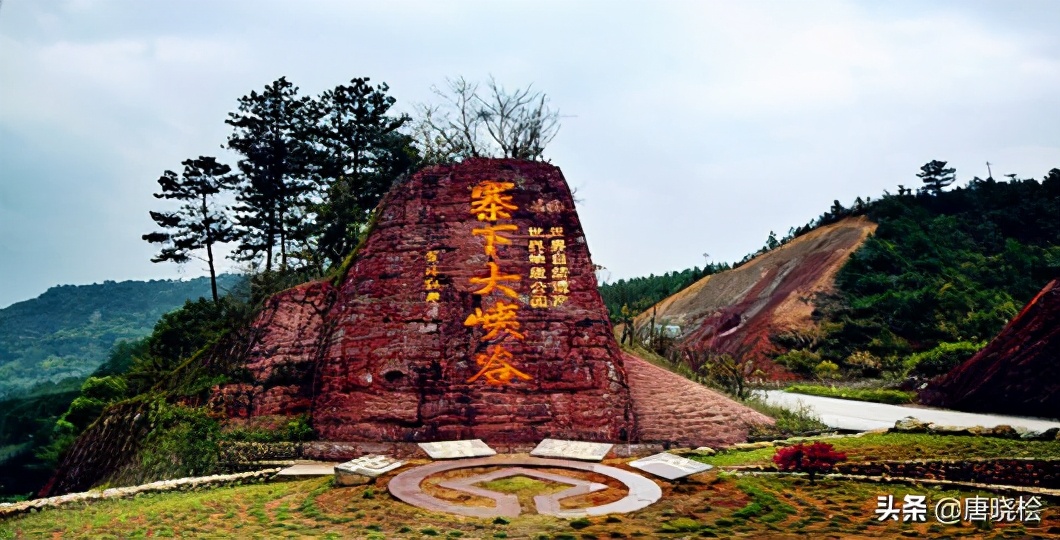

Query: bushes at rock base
<box><xmin>903</xmin><ymin>341</ymin><xmax>983</xmax><ymax>378</ymax></box>
<box><xmin>813</xmin><ymin>361</ymin><xmax>841</xmax><ymax>380</ymax></box>
<box><xmin>138</xmin><ymin>402</ymin><xmax>221</xmax><ymax>480</ymax></box>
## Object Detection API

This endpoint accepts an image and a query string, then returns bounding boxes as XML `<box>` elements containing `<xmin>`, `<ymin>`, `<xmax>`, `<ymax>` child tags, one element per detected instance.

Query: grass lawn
<box><xmin>785</xmin><ymin>384</ymin><xmax>916</xmax><ymax>405</ymax></box>
<box><xmin>694</xmin><ymin>432</ymin><xmax>1060</xmax><ymax>468</ymax></box>
<box><xmin>2</xmin><ymin>473</ymin><xmax>1056</xmax><ymax>538</ymax></box>
<box><xmin>3</xmin><ymin>443</ymin><xmax>1058</xmax><ymax>539</ymax></box>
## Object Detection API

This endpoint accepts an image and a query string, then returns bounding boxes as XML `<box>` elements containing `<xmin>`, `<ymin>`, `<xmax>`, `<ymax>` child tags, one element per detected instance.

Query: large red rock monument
<box><xmin>211</xmin><ymin>159</ymin><xmax>771</xmax><ymax>447</ymax></box>
<box><xmin>42</xmin><ymin>160</ymin><xmax>772</xmax><ymax>497</ymax></box>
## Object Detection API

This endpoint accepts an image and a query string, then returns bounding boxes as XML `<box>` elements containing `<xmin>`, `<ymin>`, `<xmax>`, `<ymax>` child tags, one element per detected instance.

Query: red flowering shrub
<box><xmin>772</xmin><ymin>442</ymin><xmax>847</xmax><ymax>484</ymax></box>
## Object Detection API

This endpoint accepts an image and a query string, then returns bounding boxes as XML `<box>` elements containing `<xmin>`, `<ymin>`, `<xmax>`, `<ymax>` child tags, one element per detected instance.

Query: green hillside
<box><xmin>809</xmin><ymin>172</ymin><xmax>1059</xmax><ymax>374</ymax></box>
<box><xmin>0</xmin><ymin>276</ymin><xmax>244</xmax><ymax>499</ymax></box>
<box><xmin>0</xmin><ymin>275</ymin><xmax>241</xmax><ymax>399</ymax></box>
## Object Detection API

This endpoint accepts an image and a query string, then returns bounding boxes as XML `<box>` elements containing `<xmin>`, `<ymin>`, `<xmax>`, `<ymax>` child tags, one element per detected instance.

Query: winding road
<box><xmin>761</xmin><ymin>390</ymin><xmax>1060</xmax><ymax>433</ymax></box>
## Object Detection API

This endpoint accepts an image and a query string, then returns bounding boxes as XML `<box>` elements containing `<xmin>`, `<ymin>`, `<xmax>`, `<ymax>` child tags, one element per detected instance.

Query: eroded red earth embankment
<box><xmin>634</xmin><ymin>217</ymin><xmax>877</xmax><ymax>379</ymax></box>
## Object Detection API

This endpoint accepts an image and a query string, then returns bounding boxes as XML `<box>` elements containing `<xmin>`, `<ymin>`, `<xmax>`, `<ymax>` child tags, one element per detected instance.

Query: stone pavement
<box><xmin>276</xmin><ymin>461</ymin><xmax>339</xmax><ymax>478</ymax></box>
<box><xmin>388</xmin><ymin>455</ymin><xmax>662</xmax><ymax>518</ymax></box>
<box><xmin>625</xmin><ymin>354</ymin><xmax>773</xmax><ymax>448</ymax></box>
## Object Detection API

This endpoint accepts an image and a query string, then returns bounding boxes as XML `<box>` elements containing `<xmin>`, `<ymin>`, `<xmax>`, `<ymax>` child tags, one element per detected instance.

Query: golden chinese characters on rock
<box><xmin>465</xmin><ymin>181</ymin><xmax>531</xmax><ymax>386</ymax></box>
<box><xmin>424</xmin><ymin>250</ymin><xmax>440</xmax><ymax>303</ymax></box>
<box><xmin>528</xmin><ymin>226</ymin><xmax>569</xmax><ymax>309</ymax></box>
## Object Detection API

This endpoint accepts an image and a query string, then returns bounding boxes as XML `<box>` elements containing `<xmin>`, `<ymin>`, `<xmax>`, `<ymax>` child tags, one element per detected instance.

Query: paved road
<box><xmin>761</xmin><ymin>390</ymin><xmax>1060</xmax><ymax>433</ymax></box>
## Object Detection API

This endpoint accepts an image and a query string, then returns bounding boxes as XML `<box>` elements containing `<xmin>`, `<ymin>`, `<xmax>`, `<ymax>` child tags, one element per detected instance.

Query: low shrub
<box><xmin>903</xmin><ymin>341</ymin><xmax>983</xmax><ymax>378</ymax></box>
<box><xmin>774</xmin><ymin>349</ymin><xmax>821</xmax><ymax>376</ymax></box>
<box><xmin>743</xmin><ymin>395</ymin><xmax>827</xmax><ymax>439</ymax></box>
<box><xmin>570</xmin><ymin>518</ymin><xmax>592</xmax><ymax>529</ymax></box>
<box><xmin>844</xmin><ymin>351</ymin><xmax>882</xmax><ymax>377</ymax></box>
<box><xmin>772</xmin><ymin>442</ymin><xmax>847</xmax><ymax>484</ymax></box>
<box><xmin>658</xmin><ymin>518</ymin><xmax>701</xmax><ymax>532</ymax></box>
<box><xmin>813</xmin><ymin>361</ymin><xmax>841</xmax><ymax>380</ymax></box>
<box><xmin>785</xmin><ymin>384</ymin><xmax>914</xmax><ymax>405</ymax></box>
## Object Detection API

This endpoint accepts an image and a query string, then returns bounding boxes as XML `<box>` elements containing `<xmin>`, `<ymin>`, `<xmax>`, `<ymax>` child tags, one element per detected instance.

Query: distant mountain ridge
<box><xmin>0</xmin><ymin>275</ymin><xmax>242</xmax><ymax>398</ymax></box>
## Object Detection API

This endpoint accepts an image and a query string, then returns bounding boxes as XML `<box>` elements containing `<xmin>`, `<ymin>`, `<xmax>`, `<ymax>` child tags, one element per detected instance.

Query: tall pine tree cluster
<box><xmin>144</xmin><ymin>77</ymin><xmax>420</xmax><ymax>298</ymax></box>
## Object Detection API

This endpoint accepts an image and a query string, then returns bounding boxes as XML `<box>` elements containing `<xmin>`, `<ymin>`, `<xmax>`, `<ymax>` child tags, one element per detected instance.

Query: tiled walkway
<box><xmin>387</xmin><ymin>455</ymin><xmax>662</xmax><ymax>518</ymax></box>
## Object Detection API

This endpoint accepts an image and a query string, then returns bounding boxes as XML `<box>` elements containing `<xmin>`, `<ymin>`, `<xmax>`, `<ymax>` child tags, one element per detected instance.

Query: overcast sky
<box><xmin>1</xmin><ymin>0</ymin><xmax>1058</xmax><ymax>308</ymax></box>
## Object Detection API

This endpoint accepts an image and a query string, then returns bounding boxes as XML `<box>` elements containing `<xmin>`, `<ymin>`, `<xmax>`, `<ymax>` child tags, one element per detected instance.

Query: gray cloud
<box><xmin>1</xmin><ymin>0</ymin><xmax>1058</xmax><ymax>307</ymax></box>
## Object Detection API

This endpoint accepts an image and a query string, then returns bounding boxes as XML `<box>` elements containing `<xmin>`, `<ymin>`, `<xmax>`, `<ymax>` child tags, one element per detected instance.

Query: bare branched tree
<box><xmin>681</xmin><ymin>346</ymin><xmax>764</xmax><ymax>400</ymax></box>
<box><xmin>413</xmin><ymin>76</ymin><xmax>560</xmax><ymax>163</ymax></box>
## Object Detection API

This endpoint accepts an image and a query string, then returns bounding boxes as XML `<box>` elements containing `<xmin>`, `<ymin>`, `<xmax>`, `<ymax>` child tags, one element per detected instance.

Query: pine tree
<box><xmin>226</xmin><ymin>77</ymin><xmax>316</xmax><ymax>272</ymax></box>
<box><xmin>142</xmin><ymin>156</ymin><xmax>238</xmax><ymax>302</ymax></box>
<box><xmin>766</xmin><ymin>231</ymin><xmax>780</xmax><ymax>250</ymax></box>
<box><xmin>309</xmin><ymin>78</ymin><xmax>419</xmax><ymax>267</ymax></box>
<box><xmin>917</xmin><ymin>160</ymin><xmax>957</xmax><ymax>195</ymax></box>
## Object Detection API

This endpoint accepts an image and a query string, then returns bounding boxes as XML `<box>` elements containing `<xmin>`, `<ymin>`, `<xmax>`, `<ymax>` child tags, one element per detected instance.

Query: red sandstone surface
<box><xmin>312</xmin><ymin>160</ymin><xmax>633</xmax><ymax>443</ymax></box>
<box><xmin>44</xmin><ymin>160</ymin><xmax>772</xmax><ymax>497</ymax></box>
<box><xmin>921</xmin><ymin>279</ymin><xmax>1060</xmax><ymax>418</ymax></box>
<box><xmin>623</xmin><ymin>353</ymin><xmax>772</xmax><ymax>447</ymax></box>
<box><xmin>633</xmin><ymin>217</ymin><xmax>877</xmax><ymax>379</ymax></box>
<box><xmin>209</xmin><ymin>159</ymin><xmax>769</xmax><ymax>446</ymax></box>
<box><xmin>210</xmin><ymin>280</ymin><xmax>335</xmax><ymax>421</ymax></box>
<box><xmin>211</xmin><ymin>159</ymin><xmax>772</xmax><ymax>445</ymax></box>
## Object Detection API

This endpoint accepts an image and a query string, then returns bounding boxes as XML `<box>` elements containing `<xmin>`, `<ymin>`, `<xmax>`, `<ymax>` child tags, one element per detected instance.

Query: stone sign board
<box><xmin>418</xmin><ymin>439</ymin><xmax>497</xmax><ymax>460</ymax></box>
<box><xmin>335</xmin><ymin>454</ymin><xmax>405</xmax><ymax>477</ymax></box>
<box><xmin>628</xmin><ymin>452</ymin><xmax>713</xmax><ymax>480</ymax></box>
<box><xmin>333</xmin><ymin>454</ymin><xmax>405</xmax><ymax>486</ymax></box>
<box><xmin>530</xmin><ymin>439</ymin><xmax>613</xmax><ymax>461</ymax></box>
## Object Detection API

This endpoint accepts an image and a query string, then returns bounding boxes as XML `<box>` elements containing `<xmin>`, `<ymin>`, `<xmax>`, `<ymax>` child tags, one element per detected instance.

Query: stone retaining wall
<box><xmin>0</xmin><ymin>468</ymin><xmax>280</xmax><ymax>519</ymax></box>
<box><xmin>218</xmin><ymin>441</ymin><xmax>301</xmax><ymax>465</ymax></box>
<box><xmin>300</xmin><ymin>440</ymin><xmax>667</xmax><ymax>461</ymax></box>
<box><xmin>837</xmin><ymin>459</ymin><xmax>1059</xmax><ymax>489</ymax></box>
<box><xmin>735</xmin><ymin>459</ymin><xmax>1059</xmax><ymax>489</ymax></box>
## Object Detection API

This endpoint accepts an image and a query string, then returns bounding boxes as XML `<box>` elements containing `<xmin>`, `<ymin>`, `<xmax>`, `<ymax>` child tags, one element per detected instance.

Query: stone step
<box><xmin>275</xmin><ymin>461</ymin><xmax>340</xmax><ymax>479</ymax></box>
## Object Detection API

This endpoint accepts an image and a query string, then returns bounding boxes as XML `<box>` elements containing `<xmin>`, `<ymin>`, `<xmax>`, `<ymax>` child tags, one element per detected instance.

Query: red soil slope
<box><xmin>920</xmin><ymin>279</ymin><xmax>1060</xmax><ymax>418</ymax></box>
<box><xmin>633</xmin><ymin>217</ymin><xmax>877</xmax><ymax>379</ymax></box>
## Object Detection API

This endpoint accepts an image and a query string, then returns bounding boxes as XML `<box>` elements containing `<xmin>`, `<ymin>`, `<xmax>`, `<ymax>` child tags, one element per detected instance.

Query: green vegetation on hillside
<box><xmin>0</xmin><ymin>271</ymin><xmax>330</xmax><ymax>500</ymax></box>
<box><xmin>605</xmin><ymin>166</ymin><xmax>1057</xmax><ymax>397</ymax></box>
<box><xmin>599</xmin><ymin>264</ymin><xmax>729</xmax><ymax>322</ymax></box>
<box><xmin>0</xmin><ymin>278</ymin><xmax>244</xmax><ymax>500</ymax></box>
<box><xmin>0</xmin><ymin>275</ymin><xmax>241</xmax><ymax>399</ymax></box>
<box><xmin>779</xmin><ymin>170</ymin><xmax>1059</xmax><ymax>377</ymax></box>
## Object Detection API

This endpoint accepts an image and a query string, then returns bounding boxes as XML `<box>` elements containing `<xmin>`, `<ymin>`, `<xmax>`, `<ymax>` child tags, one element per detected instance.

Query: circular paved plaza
<box><xmin>388</xmin><ymin>455</ymin><xmax>662</xmax><ymax>518</ymax></box>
